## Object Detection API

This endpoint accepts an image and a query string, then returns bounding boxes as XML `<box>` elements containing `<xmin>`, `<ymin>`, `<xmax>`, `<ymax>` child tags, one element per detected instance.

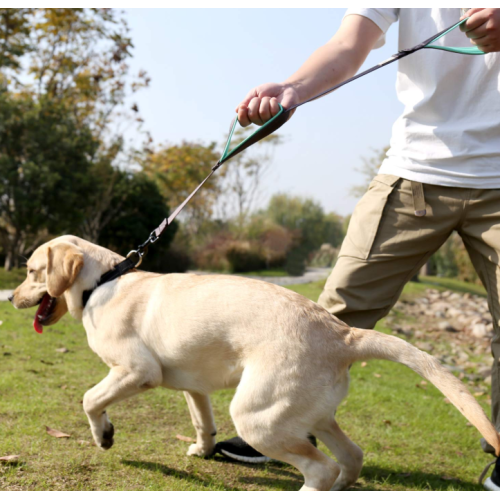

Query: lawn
<box><xmin>0</xmin><ymin>276</ymin><xmax>493</xmax><ymax>491</ymax></box>
<box><xmin>0</xmin><ymin>268</ymin><xmax>27</xmax><ymax>290</ymax></box>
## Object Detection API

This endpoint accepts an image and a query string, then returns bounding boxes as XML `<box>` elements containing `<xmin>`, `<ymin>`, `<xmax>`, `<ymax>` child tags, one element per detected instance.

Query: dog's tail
<box><xmin>346</xmin><ymin>327</ymin><xmax>500</xmax><ymax>455</ymax></box>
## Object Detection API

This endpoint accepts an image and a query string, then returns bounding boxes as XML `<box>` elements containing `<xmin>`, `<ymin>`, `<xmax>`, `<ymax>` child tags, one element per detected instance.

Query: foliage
<box><xmin>217</xmin><ymin>128</ymin><xmax>282</xmax><ymax>233</ymax></box>
<box><xmin>0</xmin><ymin>91</ymin><xmax>97</xmax><ymax>269</ymax></box>
<box><xmin>0</xmin><ymin>9</ymin><xmax>33</xmax><ymax>71</ymax></box>
<box><xmin>142</xmin><ymin>141</ymin><xmax>221</xmax><ymax>234</ymax></box>
<box><xmin>96</xmin><ymin>172</ymin><xmax>178</xmax><ymax>273</ymax></box>
<box><xmin>429</xmin><ymin>232</ymin><xmax>480</xmax><ymax>284</ymax></box>
<box><xmin>350</xmin><ymin>147</ymin><xmax>389</xmax><ymax>198</ymax></box>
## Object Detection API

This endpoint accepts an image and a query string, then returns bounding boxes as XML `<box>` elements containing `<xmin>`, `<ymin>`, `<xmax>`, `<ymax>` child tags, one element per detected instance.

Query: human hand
<box><xmin>460</xmin><ymin>8</ymin><xmax>500</xmax><ymax>53</ymax></box>
<box><xmin>235</xmin><ymin>82</ymin><xmax>300</xmax><ymax>127</ymax></box>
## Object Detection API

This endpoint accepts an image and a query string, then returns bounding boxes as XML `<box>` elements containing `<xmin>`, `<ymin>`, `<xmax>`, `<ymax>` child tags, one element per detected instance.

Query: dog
<box><xmin>10</xmin><ymin>235</ymin><xmax>500</xmax><ymax>491</ymax></box>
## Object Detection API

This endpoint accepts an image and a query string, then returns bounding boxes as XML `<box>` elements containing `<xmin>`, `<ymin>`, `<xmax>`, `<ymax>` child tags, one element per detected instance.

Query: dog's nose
<box><xmin>8</xmin><ymin>294</ymin><xmax>13</xmax><ymax>303</ymax></box>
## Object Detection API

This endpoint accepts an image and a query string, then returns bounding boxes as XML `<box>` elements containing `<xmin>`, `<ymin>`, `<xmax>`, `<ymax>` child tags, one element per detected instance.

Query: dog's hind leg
<box><xmin>230</xmin><ymin>375</ymin><xmax>340</xmax><ymax>490</ymax></box>
<box><xmin>83</xmin><ymin>364</ymin><xmax>162</xmax><ymax>449</ymax></box>
<box><xmin>313</xmin><ymin>418</ymin><xmax>363</xmax><ymax>490</ymax></box>
<box><xmin>184</xmin><ymin>391</ymin><xmax>217</xmax><ymax>457</ymax></box>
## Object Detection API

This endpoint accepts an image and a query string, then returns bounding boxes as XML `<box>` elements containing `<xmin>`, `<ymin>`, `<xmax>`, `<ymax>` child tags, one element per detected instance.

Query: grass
<box><xmin>0</xmin><ymin>275</ymin><xmax>493</xmax><ymax>491</ymax></box>
<box><xmin>0</xmin><ymin>268</ymin><xmax>27</xmax><ymax>290</ymax></box>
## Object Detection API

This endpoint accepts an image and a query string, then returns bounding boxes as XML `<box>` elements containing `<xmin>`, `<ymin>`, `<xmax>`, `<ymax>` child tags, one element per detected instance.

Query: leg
<box><xmin>458</xmin><ymin>226</ymin><xmax>500</xmax><ymax>449</ymax></box>
<box><xmin>83</xmin><ymin>364</ymin><xmax>161</xmax><ymax>449</ymax></box>
<box><xmin>319</xmin><ymin>176</ymin><xmax>460</xmax><ymax>327</ymax></box>
<box><xmin>230</xmin><ymin>369</ymin><xmax>341</xmax><ymax>491</ymax></box>
<box><xmin>184</xmin><ymin>391</ymin><xmax>217</xmax><ymax>457</ymax></box>
<box><xmin>314</xmin><ymin>418</ymin><xmax>363</xmax><ymax>490</ymax></box>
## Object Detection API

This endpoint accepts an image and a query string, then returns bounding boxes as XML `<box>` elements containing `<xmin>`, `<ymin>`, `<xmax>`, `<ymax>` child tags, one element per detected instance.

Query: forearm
<box><xmin>236</xmin><ymin>14</ymin><xmax>383</xmax><ymax>126</ymax></box>
<box><xmin>283</xmin><ymin>15</ymin><xmax>383</xmax><ymax>103</ymax></box>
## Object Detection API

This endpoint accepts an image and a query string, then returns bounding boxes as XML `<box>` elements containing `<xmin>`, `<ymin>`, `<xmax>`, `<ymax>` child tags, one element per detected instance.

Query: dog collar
<box><xmin>82</xmin><ymin>253</ymin><xmax>140</xmax><ymax>308</ymax></box>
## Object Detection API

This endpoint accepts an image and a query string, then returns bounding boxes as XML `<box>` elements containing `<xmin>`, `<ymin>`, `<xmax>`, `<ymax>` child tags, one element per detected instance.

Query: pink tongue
<box><xmin>33</xmin><ymin>293</ymin><xmax>51</xmax><ymax>334</ymax></box>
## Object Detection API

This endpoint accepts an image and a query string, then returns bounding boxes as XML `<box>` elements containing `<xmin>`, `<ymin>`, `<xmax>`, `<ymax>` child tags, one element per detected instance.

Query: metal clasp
<box><xmin>126</xmin><ymin>250</ymin><xmax>143</xmax><ymax>268</ymax></box>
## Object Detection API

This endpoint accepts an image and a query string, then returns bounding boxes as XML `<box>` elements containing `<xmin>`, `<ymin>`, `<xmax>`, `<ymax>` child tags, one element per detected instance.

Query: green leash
<box><xmin>217</xmin><ymin>17</ymin><xmax>484</xmax><ymax>166</ymax></box>
<box><xmin>97</xmin><ymin>16</ymin><xmax>487</xmax><ymax>279</ymax></box>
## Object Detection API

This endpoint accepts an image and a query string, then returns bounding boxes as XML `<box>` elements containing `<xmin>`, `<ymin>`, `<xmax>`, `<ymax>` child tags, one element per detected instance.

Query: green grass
<box><xmin>0</xmin><ymin>276</ymin><xmax>493</xmax><ymax>491</ymax></box>
<box><xmin>0</xmin><ymin>268</ymin><xmax>27</xmax><ymax>290</ymax></box>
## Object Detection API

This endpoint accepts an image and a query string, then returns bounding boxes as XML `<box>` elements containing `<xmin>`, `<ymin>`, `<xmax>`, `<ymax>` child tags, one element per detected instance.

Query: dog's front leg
<box><xmin>83</xmin><ymin>365</ymin><xmax>159</xmax><ymax>449</ymax></box>
<box><xmin>184</xmin><ymin>391</ymin><xmax>217</xmax><ymax>457</ymax></box>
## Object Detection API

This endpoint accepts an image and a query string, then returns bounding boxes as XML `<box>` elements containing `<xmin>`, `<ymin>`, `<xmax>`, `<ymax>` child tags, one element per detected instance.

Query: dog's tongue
<box><xmin>33</xmin><ymin>293</ymin><xmax>52</xmax><ymax>334</ymax></box>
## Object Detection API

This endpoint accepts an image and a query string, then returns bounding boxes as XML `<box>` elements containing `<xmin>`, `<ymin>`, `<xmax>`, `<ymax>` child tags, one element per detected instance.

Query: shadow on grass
<box><xmin>357</xmin><ymin>465</ymin><xmax>482</xmax><ymax>491</ymax></box>
<box><xmin>122</xmin><ymin>460</ymin><xmax>225</xmax><ymax>489</ymax></box>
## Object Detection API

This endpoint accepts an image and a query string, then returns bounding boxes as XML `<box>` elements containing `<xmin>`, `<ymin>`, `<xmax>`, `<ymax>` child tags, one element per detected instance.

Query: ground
<box><xmin>0</xmin><ymin>275</ymin><xmax>495</xmax><ymax>491</ymax></box>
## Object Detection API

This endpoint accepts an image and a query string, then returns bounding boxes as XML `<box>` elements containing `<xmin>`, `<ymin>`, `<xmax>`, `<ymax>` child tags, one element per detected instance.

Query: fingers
<box><xmin>238</xmin><ymin>96</ymin><xmax>281</xmax><ymax>127</ymax></box>
<box><xmin>460</xmin><ymin>8</ymin><xmax>487</xmax><ymax>30</ymax></box>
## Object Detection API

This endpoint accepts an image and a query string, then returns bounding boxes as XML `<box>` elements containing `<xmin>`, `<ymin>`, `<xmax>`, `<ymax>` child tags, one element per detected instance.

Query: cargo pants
<box><xmin>318</xmin><ymin>174</ymin><xmax>500</xmax><ymax>454</ymax></box>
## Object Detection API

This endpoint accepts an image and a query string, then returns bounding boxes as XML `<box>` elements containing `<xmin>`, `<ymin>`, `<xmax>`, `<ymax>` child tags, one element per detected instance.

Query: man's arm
<box><xmin>236</xmin><ymin>15</ymin><xmax>383</xmax><ymax>127</ymax></box>
<box><xmin>460</xmin><ymin>8</ymin><xmax>500</xmax><ymax>53</ymax></box>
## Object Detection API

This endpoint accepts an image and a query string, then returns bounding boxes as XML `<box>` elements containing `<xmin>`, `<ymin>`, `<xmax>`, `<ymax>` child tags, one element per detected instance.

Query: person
<box><xmin>213</xmin><ymin>8</ymin><xmax>500</xmax><ymax>491</ymax></box>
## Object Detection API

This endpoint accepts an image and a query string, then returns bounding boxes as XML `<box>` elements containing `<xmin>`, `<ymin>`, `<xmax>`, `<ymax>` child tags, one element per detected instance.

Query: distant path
<box><xmin>188</xmin><ymin>267</ymin><xmax>331</xmax><ymax>286</ymax></box>
<box><xmin>0</xmin><ymin>290</ymin><xmax>12</xmax><ymax>302</ymax></box>
<box><xmin>0</xmin><ymin>268</ymin><xmax>332</xmax><ymax>302</ymax></box>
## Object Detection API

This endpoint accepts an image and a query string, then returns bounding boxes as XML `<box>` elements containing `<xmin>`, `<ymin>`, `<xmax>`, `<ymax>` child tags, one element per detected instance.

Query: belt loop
<box><xmin>411</xmin><ymin>181</ymin><xmax>426</xmax><ymax>217</ymax></box>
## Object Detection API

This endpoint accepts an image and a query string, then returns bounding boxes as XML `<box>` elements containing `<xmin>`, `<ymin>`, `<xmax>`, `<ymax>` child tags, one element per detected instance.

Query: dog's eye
<box><xmin>28</xmin><ymin>269</ymin><xmax>35</xmax><ymax>275</ymax></box>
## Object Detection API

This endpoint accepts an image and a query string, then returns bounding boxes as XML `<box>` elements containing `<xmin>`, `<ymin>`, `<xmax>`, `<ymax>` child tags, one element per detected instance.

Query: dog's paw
<box><xmin>100</xmin><ymin>423</ymin><xmax>115</xmax><ymax>450</ymax></box>
<box><xmin>187</xmin><ymin>442</ymin><xmax>214</xmax><ymax>458</ymax></box>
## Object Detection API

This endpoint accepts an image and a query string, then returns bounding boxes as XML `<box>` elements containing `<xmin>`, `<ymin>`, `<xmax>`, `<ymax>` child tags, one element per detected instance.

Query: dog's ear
<box><xmin>46</xmin><ymin>242</ymin><xmax>84</xmax><ymax>297</ymax></box>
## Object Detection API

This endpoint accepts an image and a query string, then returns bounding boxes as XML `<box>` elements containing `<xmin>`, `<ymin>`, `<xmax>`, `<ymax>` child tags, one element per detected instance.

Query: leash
<box><xmin>82</xmin><ymin>17</ymin><xmax>484</xmax><ymax>306</ymax></box>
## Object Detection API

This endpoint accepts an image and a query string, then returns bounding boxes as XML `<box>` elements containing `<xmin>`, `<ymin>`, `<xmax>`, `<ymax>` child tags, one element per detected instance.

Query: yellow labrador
<box><xmin>10</xmin><ymin>235</ymin><xmax>500</xmax><ymax>491</ymax></box>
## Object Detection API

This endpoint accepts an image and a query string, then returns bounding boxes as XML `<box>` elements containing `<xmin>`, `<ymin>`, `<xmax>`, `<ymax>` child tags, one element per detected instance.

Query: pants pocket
<box><xmin>340</xmin><ymin>174</ymin><xmax>401</xmax><ymax>260</ymax></box>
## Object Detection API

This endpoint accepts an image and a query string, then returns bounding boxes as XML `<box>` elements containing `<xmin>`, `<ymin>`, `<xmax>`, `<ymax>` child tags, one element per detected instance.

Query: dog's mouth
<box><xmin>33</xmin><ymin>293</ymin><xmax>56</xmax><ymax>334</ymax></box>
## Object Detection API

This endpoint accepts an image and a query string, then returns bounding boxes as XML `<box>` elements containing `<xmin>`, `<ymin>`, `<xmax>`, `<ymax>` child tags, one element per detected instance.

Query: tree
<box><xmin>0</xmin><ymin>9</ymin><xmax>157</xmax><ymax>269</ymax></box>
<box><xmin>266</xmin><ymin>193</ymin><xmax>344</xmax><ymax>275</ymax></box>
<box><xmin>97</xmin><ymin>172</ymin><xmax>178</xmax><ymax>273</ymax></box>
<box><xmin>0</xmin><ymin>9</ymin><xmax>33</xmax><ymax>71</ymax></box>
<box><xmin>0</xmin><ymin>91</ymin><xmax>97</xmax><ymax>269</ymax></box>
<box><xmin>142</xmin><ymin>141</ymin><xmax>221</xmax><ymax>236</ymax></box>
<box><xmin>350</xmin><ymin>146</ymin><xmax>389</xmax><ymax>198</ymax></box>
<box><xmin>217</xmin><ymin>127</ymin><xmax>282</xmax><ymax>234</ymax></box>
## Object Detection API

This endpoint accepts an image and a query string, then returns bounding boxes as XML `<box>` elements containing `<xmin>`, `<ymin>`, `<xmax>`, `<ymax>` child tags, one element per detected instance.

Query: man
<box><xmin>214</xmin><ymin>8</ymin><xmax>500</xmax><ymax>490</ymax></box>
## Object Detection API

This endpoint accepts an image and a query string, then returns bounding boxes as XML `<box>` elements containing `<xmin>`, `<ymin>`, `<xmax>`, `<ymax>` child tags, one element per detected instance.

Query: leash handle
<box><xmin>217</xmin><ymin>104</ymin><xmax>292</xmax><ymax>166</ymax></box>
<box><xmin>423</xmin><ymin>17</ymin><xmax>485</xmax><ymax>55</ymax></box>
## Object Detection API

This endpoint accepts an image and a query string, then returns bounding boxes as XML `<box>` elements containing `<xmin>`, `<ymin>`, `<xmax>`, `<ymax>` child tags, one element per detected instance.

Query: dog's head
<box><xmin>11</xmin><ymin>240</ymin><xmax>84</xmax><ymax>331</ymax></box>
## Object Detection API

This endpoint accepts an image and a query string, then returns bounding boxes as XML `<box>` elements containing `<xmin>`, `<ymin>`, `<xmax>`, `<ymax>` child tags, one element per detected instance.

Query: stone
<box><xmin>471</xmin><ymin>323</ymin><xmax>489</xmax><ymax>339</ymax></box>
<box><xmin>438</xmin><ymin>321</ymin><xmax>458</xmax><ymax>333</ymax></box>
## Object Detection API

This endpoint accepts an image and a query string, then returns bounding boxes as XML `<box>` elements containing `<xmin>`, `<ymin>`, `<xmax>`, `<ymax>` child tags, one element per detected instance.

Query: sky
<box><xmin>123</xmin><ymin>8</ymin><xmax>403</xmax><ymax>216</ymax></box>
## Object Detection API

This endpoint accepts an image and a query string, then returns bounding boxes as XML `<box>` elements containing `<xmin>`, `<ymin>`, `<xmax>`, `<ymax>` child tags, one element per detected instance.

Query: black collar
<box><xmin>82</xmin><ymin>253</ymin><xmax>141</xmax><ymax>308</ymax></box>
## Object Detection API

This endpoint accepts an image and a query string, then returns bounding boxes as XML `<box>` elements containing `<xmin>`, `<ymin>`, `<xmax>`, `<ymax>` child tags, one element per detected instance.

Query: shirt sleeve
<box><xmin>344</xmin><ymin>8</ymin><xmax>400</xmax><ymax>49</ymax></box>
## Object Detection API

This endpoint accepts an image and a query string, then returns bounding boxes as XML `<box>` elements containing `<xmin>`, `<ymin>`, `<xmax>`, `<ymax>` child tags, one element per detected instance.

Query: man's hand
<box><xmin>235</xmin><ymin>82</ymin><xmax>300</xmax><ymax>127</ymax></box>
<box><xmin>460</xmin><ymin>8</ymin><xmax>500</xmax><ymax>53</ymax></box>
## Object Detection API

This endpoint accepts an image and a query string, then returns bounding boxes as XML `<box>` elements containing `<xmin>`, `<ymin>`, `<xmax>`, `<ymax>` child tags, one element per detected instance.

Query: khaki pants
<box><xmin>318</xmin><ymin>174</ymin><xmax>500</xmax><ymax>453</ymax></box>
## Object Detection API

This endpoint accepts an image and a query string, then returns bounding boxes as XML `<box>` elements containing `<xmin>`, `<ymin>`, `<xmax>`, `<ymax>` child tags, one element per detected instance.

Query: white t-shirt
<box><xmin>345</xmin><ymin>8</ymin><xmax>500</xmax><ymax>188</ymax></box>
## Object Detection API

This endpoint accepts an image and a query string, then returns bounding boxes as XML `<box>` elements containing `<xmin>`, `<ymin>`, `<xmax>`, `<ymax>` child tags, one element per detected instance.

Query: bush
<box><xmin>285</xmin><ymin>245</ymin><xmax>309</xmax><ymax>276</ymax></box>
<box><xmin>226</xmin><ymin>241</ymin><xmax>266</xmax><ymax>273</ymax></box>
<box><xmin>309</xmin><ymin>243</ymin><xmax>338</xmax><ymax>268</ymax></box>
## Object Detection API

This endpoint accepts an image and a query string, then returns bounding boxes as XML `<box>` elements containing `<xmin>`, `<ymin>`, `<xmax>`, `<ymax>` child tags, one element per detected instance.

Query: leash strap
<box><xmin>84</xmin><ymin>16</ymin><xmax>484</xmax><ymax>300</ymax></box>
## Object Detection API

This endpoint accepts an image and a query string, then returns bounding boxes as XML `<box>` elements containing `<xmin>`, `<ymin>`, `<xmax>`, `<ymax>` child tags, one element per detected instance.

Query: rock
<box><xmin>447</xmin><ymin>308</ymin><xmax>462</xmax><ymax>318</ymax></box>
<box><xmin>435</xmin><ymin>311</ymin><xmax>446</xmax><ymax>318</ymax></box>
<box><xmin>396</xmin><ymin>326</ymin><xmax>414</xmax><ymax>337</ymax></box>
<box><xmin>478</xmin><ymin>367</ymin><xmax>492</xmax><ymax>379</ymax></box>
<box><xmin>471</xmin><ymin>323</ymin><xmax>490</xmax><ymax>339</ymax></box>
<box><xmin>438</xmin><ymin>321</ymin><xmax>458</xmax><ymax>333</ymax></box>
<box><xmin>416</xmin><ymin>342</ymin><xmax>434</xmax><ymax>353</ymax></box>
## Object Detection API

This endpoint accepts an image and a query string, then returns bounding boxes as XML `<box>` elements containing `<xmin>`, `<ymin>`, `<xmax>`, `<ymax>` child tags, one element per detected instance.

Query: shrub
<box><xmin>226</xmin><ymin>241</ymin><xmax>266</xmax><ymax>273</ymax></box>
